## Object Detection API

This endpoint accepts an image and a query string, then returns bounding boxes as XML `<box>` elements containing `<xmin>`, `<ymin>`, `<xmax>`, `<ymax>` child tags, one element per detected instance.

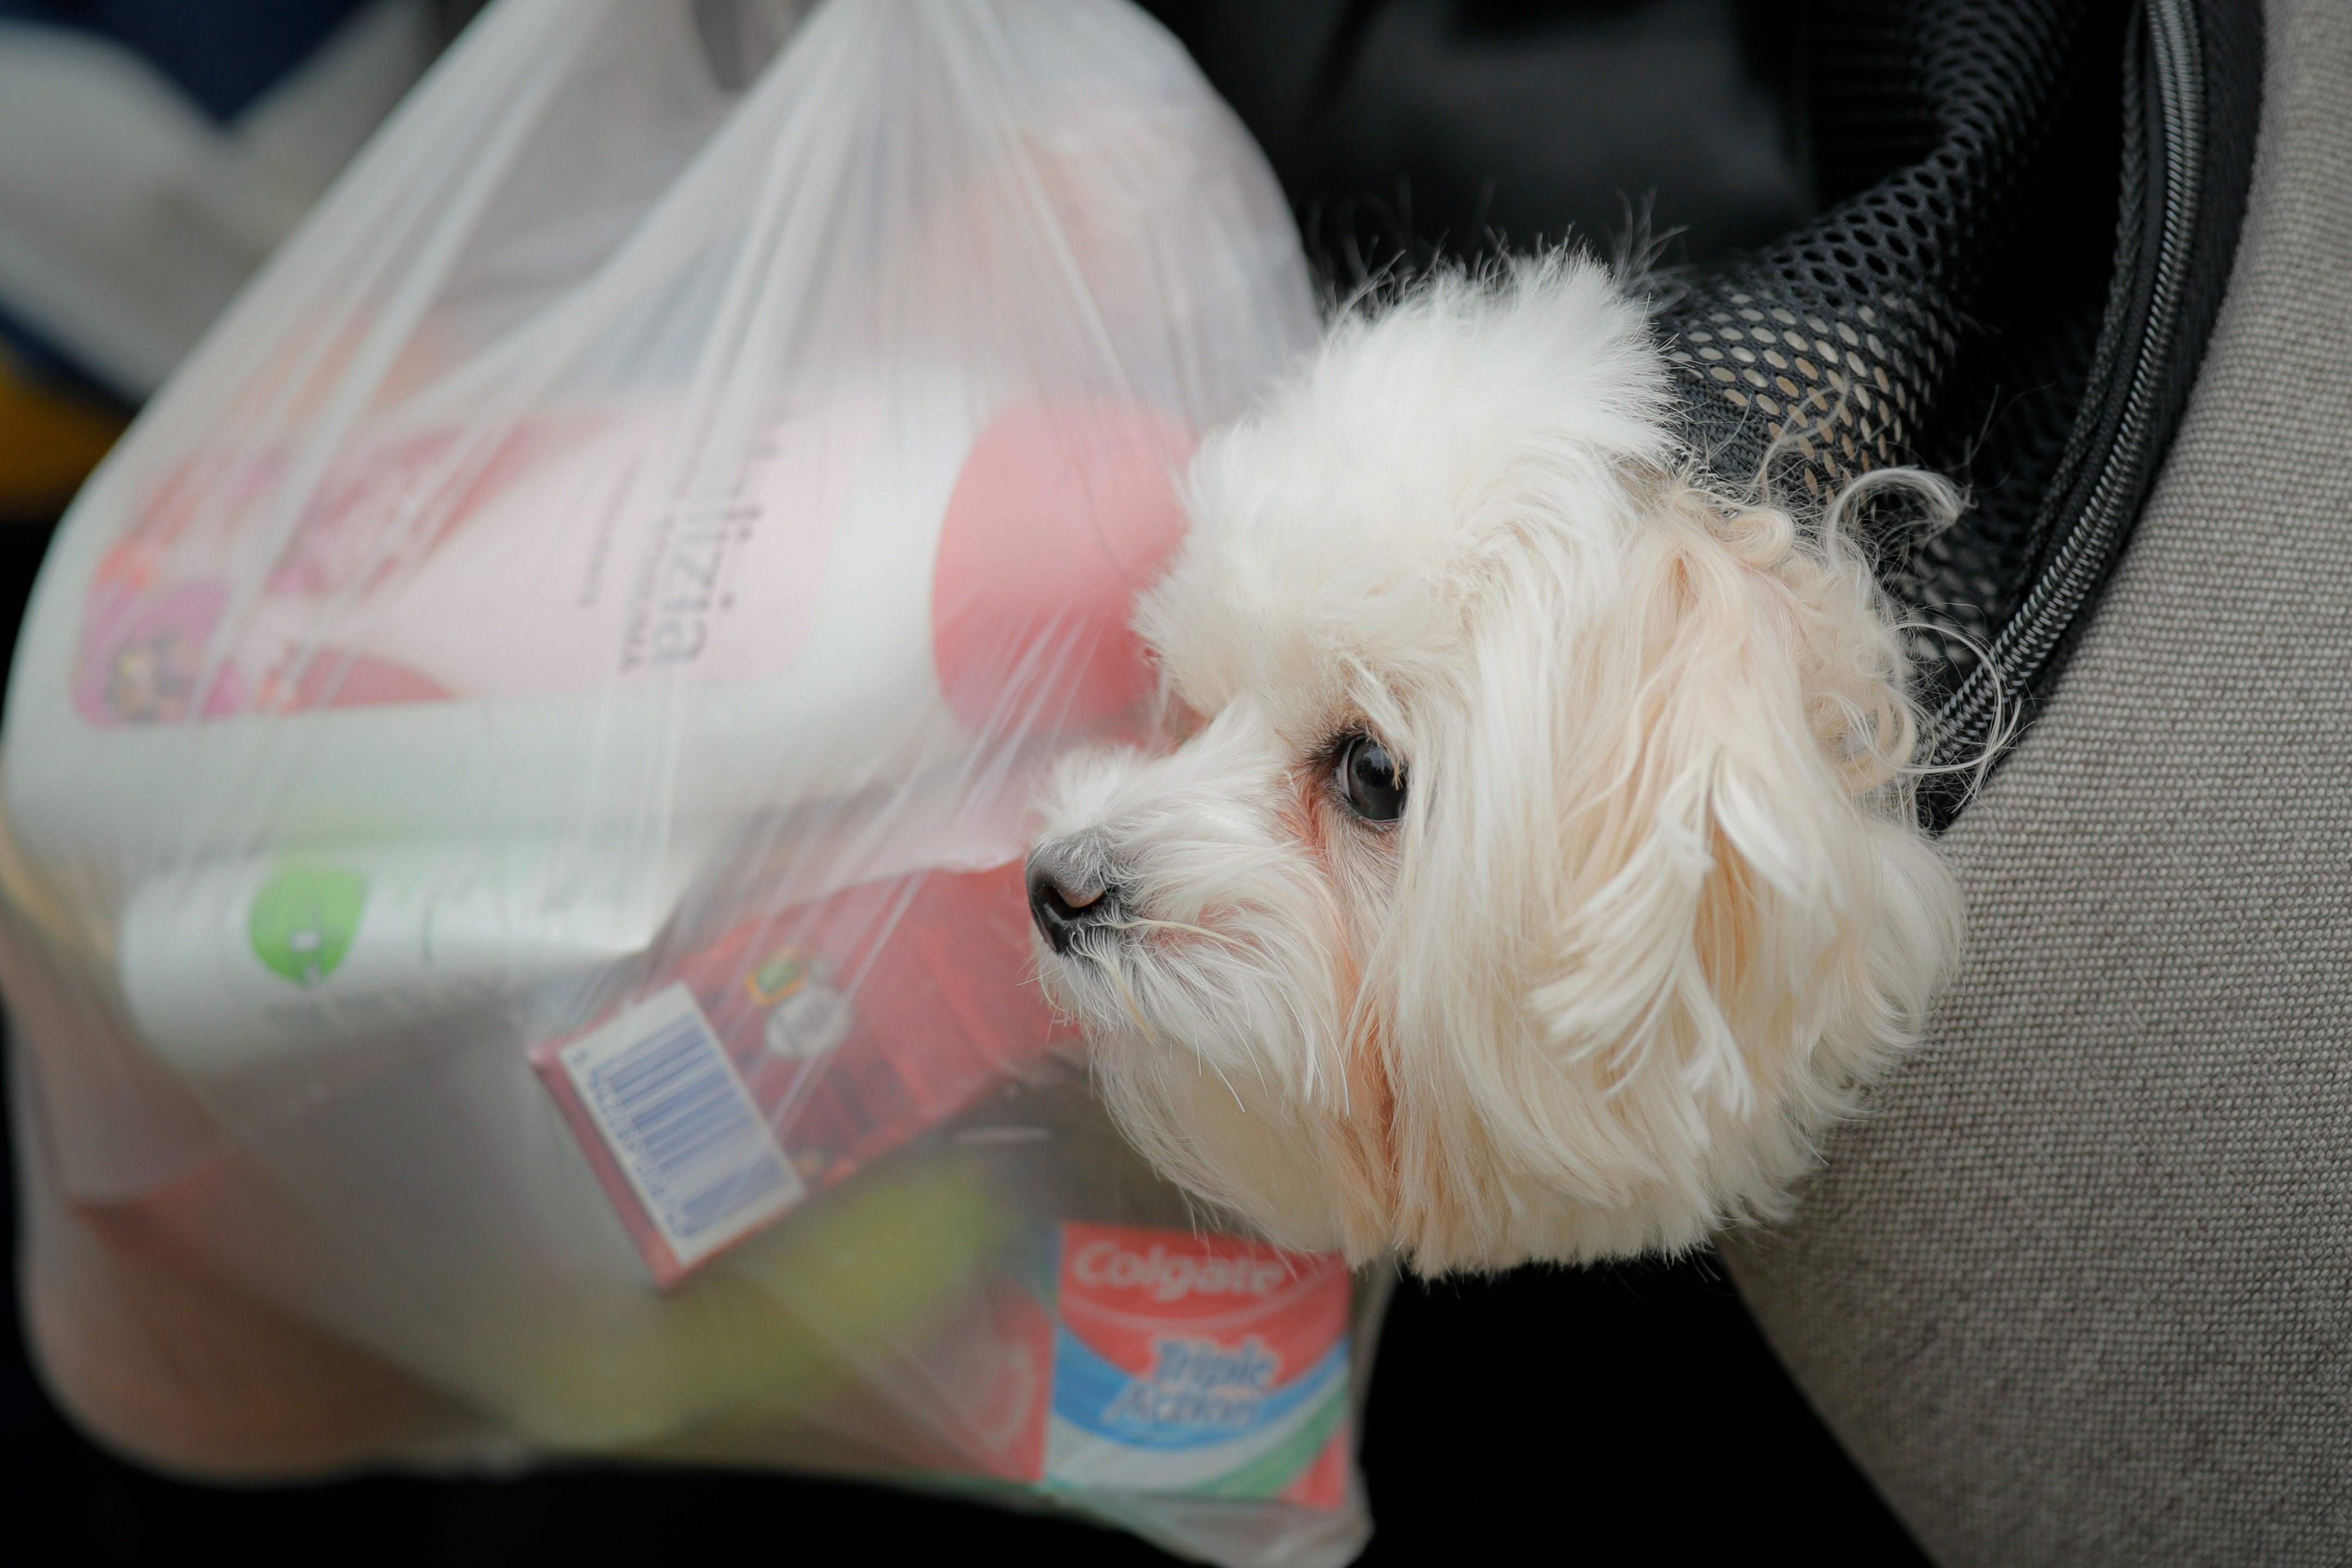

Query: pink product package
<box><xmin>896</xmin><ymin>1223</ymin><xmax>1356</xmax><ymax>1510</ymax></box>
<box><xmin>1038</xmin><ymin>1223</ymin><xmax>1355</xmax><ymax>1508</ymax></box>
<box><xmin>533</xmin><ymin>862</ymin><xmax>1070</xmax><ymax>1287</ymax></box>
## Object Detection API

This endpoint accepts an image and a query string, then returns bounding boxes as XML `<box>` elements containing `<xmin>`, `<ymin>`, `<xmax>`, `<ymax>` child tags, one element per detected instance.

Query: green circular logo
<box><xmin>248</xmin><ymin>866</ymin><xmax>368</xmax><ymax>986</ymax></box>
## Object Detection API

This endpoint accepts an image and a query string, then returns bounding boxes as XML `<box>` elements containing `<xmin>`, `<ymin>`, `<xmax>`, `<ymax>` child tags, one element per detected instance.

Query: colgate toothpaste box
<box><xmin>1047</xmin><ymin>1224</ymin><xmax>1353</xmax><ymax>1507</ymax></box>
<box><xmin>928</xmin><ymin>1223</ymin><xmax>1354</xmax><ymax>1507</ymax></box>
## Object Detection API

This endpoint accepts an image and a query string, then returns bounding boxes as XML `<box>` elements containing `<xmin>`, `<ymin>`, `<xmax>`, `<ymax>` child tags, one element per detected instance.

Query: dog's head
<box><xmin>1027</xmin><ymin>257</ymin><xmax>1961</xmax><ymax>1273</ymax></box>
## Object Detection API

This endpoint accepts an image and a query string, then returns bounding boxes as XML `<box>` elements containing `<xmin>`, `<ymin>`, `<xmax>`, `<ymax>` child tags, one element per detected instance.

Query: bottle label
<box><xmin>74</xmin><ymin>401</ymin><xmax>877</xmax><ymax>725</ymax></box>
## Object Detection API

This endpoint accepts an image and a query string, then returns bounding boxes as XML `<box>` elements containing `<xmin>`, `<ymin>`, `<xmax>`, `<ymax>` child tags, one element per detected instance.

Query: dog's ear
<box><xmin>1386</xmin><ymin>485</ymin><xmax>1960</xmax><ymax>1266</ymax></box>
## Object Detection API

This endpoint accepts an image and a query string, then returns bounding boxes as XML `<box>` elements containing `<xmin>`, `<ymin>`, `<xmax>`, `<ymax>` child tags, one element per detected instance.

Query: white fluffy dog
<box><xmin>1026</xmin><ymin>254</ymin><xmax>1963</xmax><ymax>1274</ymax></box>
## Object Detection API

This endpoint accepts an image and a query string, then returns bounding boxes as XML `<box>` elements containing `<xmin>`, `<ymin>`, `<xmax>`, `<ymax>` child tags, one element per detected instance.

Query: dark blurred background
<box><xmin>1142</xmin><ymin>0</ymin><xmax>1814</xmax><ymax>280</ymax></box>
<box><xmin>0</xmin><ymin>2</ymin><xmax>1924</xmax><ymax>1561</ymax></box>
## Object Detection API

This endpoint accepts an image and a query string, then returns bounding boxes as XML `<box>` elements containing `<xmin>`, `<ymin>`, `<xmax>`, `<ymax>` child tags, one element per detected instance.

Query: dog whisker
<box><xmin>1195</xmin><ymin>1045</ymin><xmax>1251</xmax><ymax>1116</ymax></box>
<box><xmin>1103</xmin><ymin>916</ymin><xmax>1229</xmax><ymax>943</ymax></box>
<box><xmin>1083</xmin><ymin>944</ymin><xmax>1162</xmax><ymax>1047</ymax></box>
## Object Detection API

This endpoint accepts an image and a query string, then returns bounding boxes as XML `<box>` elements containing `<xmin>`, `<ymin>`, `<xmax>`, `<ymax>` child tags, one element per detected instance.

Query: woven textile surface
<box><xmin>1719</xmin><ymin>0</ymin><xmax>2352</xmax><ymax>1560</ymax></box>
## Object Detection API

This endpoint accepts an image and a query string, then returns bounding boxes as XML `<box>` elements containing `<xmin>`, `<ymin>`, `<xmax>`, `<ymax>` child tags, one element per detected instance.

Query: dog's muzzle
<box><xmin>1026</xmin><ymin>847</ymin><xmax>1124</xmax><ymax>955</ymax></box>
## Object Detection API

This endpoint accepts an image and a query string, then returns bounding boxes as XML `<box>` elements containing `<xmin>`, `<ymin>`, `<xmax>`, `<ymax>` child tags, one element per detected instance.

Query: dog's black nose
<box><xmin>1028</xmin><ymin>855</ymin><xmax>1122</xmax><ymax>955</ymax></box>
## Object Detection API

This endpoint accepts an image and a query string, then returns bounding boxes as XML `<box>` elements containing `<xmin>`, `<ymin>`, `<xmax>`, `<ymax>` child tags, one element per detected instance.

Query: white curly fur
<box><xmin>1028</xmin><ymin>253</ymin><xmax>1962</xmax><ymax>1274</ymax></box>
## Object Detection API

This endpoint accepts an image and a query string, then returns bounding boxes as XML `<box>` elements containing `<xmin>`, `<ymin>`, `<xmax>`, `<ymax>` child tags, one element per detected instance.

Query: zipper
<box><xmin>1926</xmin><ymin>0</ymin><xmax>2206</xmax><ymax>781</ymax></box>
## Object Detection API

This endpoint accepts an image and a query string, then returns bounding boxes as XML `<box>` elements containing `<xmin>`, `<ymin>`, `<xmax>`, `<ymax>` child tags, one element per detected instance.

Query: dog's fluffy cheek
<box><xmin>1028</xmin><ymin>949</ymin><xmax>1379</xmax><ymax>1256</ymax></box>
<box><xmin>1085</xmin><ymin>993</ymin><xmax>1410</xmax><ymax>1262</ymax></box>
<box><xmin>1036</xmin><ymin>917</ymin><xmax>1400</xmax><ymax>1257</ymax></box>
<box><xmin>1089</xmin><ymin>1035</ymin><xmax>1356</xmax><ymax>1252</ymax></box>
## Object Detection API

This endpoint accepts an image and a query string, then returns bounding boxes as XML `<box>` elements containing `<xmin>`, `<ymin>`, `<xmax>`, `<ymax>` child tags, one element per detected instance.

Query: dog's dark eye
<box><xmin>1336</xmin><ymin>732</ymin><xmax>1406</xmax><ymax>823</ymax></box>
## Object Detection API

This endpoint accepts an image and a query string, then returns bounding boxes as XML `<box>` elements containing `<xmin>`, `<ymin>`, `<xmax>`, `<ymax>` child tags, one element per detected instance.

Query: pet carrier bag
<box><xmin>1171</xmin><ymin>0</ymin><xmax>2246</xmax><ymax>825</ymax></box>
<box><xmin>0</xmin><ymin>3</ymin><xmax>1380</xmax><ymax>1564</ymax></box>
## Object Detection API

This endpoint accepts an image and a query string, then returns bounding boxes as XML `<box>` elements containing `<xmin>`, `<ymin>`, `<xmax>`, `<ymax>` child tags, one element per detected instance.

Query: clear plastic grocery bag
<box><xmin>0</xmin><ymin>3</ymin><xmax>1378</xmax><ymax>1562</ymax></box>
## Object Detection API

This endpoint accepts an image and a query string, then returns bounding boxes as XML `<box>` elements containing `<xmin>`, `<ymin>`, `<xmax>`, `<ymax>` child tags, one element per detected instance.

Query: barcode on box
<box><xmin>558</xmin><ymin>983</ymin><xmax>804</xmax><ymax>1269</ymax></box>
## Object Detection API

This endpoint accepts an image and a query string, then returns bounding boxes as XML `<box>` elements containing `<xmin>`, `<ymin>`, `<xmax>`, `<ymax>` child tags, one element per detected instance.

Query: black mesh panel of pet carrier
<box><xmin>1145</xmin><ymin>0</ymin><xmax>2261</xmax><ymax>830</ymax></box>
<box><xmin>1655</xmin><ymin>0</ymin><xmax>2260</xmax><ymax>824</ymax></box>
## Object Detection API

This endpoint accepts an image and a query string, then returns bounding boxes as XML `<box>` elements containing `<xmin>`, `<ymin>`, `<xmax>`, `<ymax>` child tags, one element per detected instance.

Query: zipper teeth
<box><xmin>1928</xmin><ymin>0</ymin><xmax>2206</xmax><ymax>770</ymax></box>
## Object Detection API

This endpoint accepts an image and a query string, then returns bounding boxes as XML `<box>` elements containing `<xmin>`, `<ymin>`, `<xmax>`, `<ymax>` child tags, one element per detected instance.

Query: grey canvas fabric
<box><xmin>1718</xmin><ymin>0</ymin><xmax>2352</xmax><ymax>1562</ymax></box>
